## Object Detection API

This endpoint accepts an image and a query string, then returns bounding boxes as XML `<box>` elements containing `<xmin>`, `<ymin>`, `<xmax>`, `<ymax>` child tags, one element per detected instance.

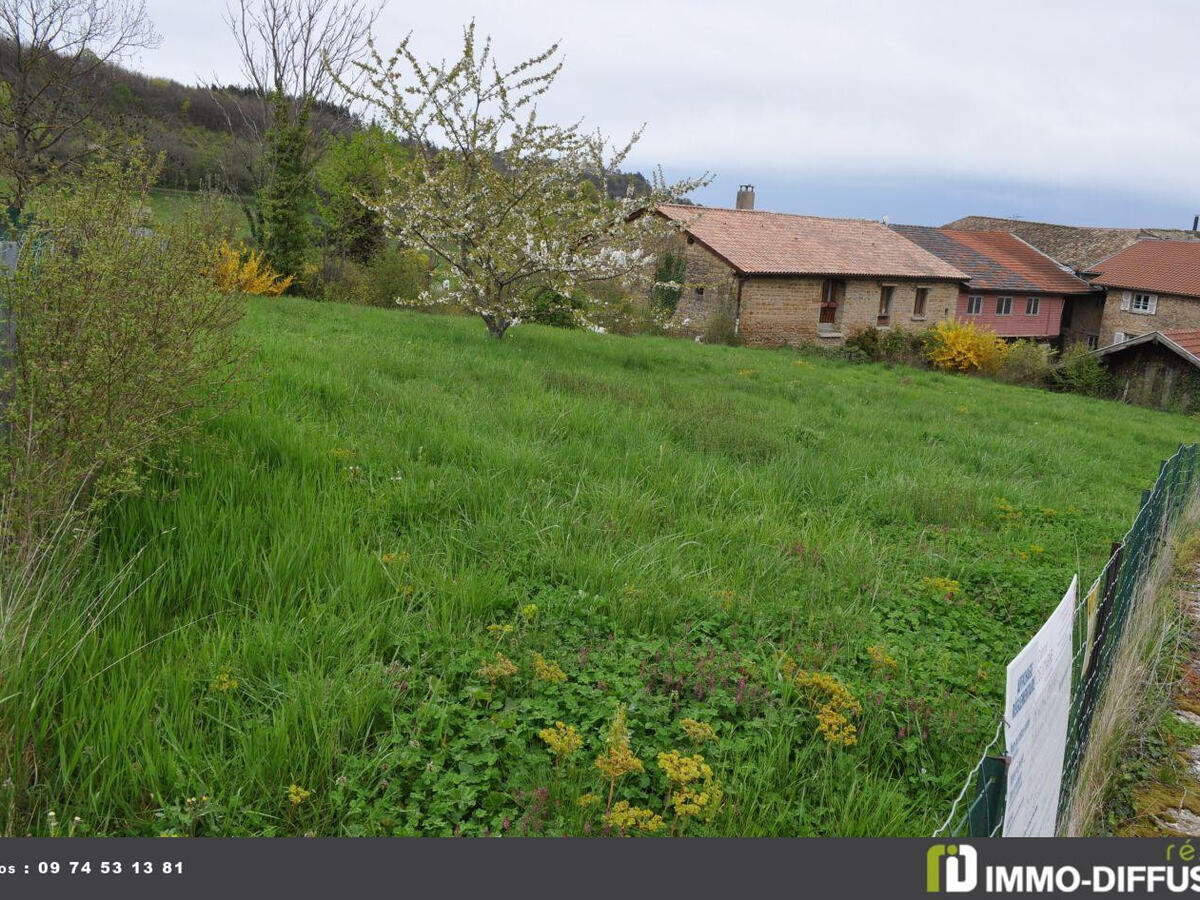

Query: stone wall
<box><xmin>1098</xmin><ymin>288</ymin><xmax>1200</xmax><ymax>347</ymax></box>
<box><xmin>1061</xmin><ymin>295</ymin><xmax>1105</xmax><ymax>348</ymax></box>
<box><xmin>737</xmin><ymin>277</ymin><xmax>957</xmax><ymax>347</ymax></box>
<box><xmin>664</xmin><ymin>235</ymin><xmax>739</xmax><ymax>338</ymax></box>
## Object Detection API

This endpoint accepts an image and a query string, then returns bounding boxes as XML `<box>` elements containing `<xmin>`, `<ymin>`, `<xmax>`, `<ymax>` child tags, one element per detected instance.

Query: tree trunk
<box><xmin>481</xmin><ymin>313</ymin><xmax>511</xmax><ymax>339</ymax></box>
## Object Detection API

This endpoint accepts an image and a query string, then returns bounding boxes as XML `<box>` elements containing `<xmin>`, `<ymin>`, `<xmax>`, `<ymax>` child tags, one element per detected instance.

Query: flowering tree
<box><xmin>341</xmin><ymin>22</ymin><xmax>708</xmax><ymax>338</ymax></box>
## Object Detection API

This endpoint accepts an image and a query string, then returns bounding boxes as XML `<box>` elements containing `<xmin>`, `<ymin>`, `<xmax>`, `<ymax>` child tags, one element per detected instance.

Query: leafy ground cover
<box><xmin>14</xmin><ymin>297</ymin><xmax>1200</xmax><ymax>836</ymax></box>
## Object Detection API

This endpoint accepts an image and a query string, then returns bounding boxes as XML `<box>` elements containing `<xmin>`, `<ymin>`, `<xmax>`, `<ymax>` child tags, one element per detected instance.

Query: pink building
<box><xmin>891</xmin><ymin>227</ymin><xmax>1097</xmax><ymax>341</ymax></box>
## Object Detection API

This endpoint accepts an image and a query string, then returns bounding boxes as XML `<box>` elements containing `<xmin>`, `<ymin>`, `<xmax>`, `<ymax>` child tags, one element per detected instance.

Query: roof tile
<box><xmin>891</xmin><ymin>226</ymin><xmax>1094</xmax><ymax>294</ymax></box>
<box><xmin>1090</xmin><ymin>241</ymin><xmax>1200</xmax><ymax>299</ymax></box>
<box><xmin>658</xmin><ymin>204</ymin><xmax>966</xmax><ymax>281</ymax></box>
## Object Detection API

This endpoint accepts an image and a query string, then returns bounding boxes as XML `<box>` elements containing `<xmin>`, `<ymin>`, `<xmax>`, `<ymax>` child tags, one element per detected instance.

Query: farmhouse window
<box><xmin>878</xmin><ymin>285</ymin><xmax>895</xmax><ymax>325</ymax></box>
<box><xmin>1125</xmin><ymin>292</ymin><xmax>1157</xmax><ymax>314</ymax></box>
<box><xmin>1086</xmin><ymin>334</ymin><xmax>1098</xmax><ymax>350</ymax></box>
<box><xmin>1025</xmin><ymin>297</ymin><xmax>1040</xmax><ymax>316</ymax></box>
<box><xmin>819</xmin><ymin>278</ymin><xmax>845</xmax><ymax>329</ymax></box>
<box><xmin>995</xmin><ymin>296</ymin><xmax>1013</xmax><ymax>316</ymax></box>
<box><xmin>966</xmin><ymin>295</ymin><xmax>983</xmax><ymax>315</ymax></box>
<box><xmin>913</xmin><ymin>287</ymin><xmax>929</xmax><ymax>317</ymax></box>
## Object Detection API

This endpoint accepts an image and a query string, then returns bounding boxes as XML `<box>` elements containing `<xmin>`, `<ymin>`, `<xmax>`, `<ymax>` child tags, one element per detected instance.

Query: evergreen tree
<box><xmin>252</xmin><ymin>92</ymin><xmax>314</xmax><ymax>284</ymax></box>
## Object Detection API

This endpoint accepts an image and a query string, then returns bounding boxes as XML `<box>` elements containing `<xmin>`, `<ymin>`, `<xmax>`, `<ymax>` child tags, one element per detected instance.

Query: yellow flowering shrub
<box><xmin>531</xmin><ymin>652</ymin><xmax>567</xmax><ymax>683</ymax></box>
<box><xmin>212</xmin><ymin>241</ymin><xmax>293</xmax><ymax>296</ymax></box>
<box><xmin>476</xmin><ymin>652</ymin><xmax>519</xmax><ymax>684</ymax></box>
<box><xmin>538</xmin><ymin>722</ymin><xmax>582</xmax><ymax>764</ymax></box>
<box><xmin>604</xmin><ymin>801</ymin><xmax>665</xmax><ymax>835</ymax></box>
<box><xmin>925</xmin><ymin>320</ymin><xmax>1008</xmax><ymax>374</ymax></box>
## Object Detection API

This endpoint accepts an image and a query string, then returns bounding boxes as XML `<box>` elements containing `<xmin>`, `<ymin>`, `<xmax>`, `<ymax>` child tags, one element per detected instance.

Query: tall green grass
<box><xmin>11</xmin><ymin>297</ymin><xmax>1200</xmax><ymax>836</ymax></box>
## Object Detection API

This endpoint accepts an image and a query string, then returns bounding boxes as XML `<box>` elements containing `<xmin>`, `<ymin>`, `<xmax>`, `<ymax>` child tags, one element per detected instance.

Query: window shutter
<box><xmin>1120</xmin><ymin>290</ymin><xmax>1131</xmax><ymax>311</ymax></box>
<box><xmin>1148</xmin><ymin>294</ymin><xmax>1158</xmax><ymax>315</ymax></box>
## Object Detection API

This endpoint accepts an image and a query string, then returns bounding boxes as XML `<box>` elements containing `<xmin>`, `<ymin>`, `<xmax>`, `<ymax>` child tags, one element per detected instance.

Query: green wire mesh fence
<box><xmin>935</xmin><ymin>443</ymin><xmax>1200</xmax><ymax>838</ymax></box>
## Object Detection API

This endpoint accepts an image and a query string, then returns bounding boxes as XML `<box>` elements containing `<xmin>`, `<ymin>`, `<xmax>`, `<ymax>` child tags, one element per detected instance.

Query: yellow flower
<box><xmin>657</xmin><ymin>750</ymin><xmax>713</xmax><ymax>787</ymax></box>
<box><xmin>866</xmin><ymin>644</ymin><xmax>898</xmax><ymax>672</ymax></box>
<box><xmin>604</xmin><ymin>801</ymin><xmax>665</xmax><ymax>834</ymax></box>
<box><xmin>920</xmin><ymin>576</ymin><xmax>961</xmax><ymax>599</ymax></box>
<box><xmin>577</xmin><ymin>793</ymin><xmax>601</xmax><ymax>808</ymax></box>
<box><xmin>669</xmin><ymin>780</ymin><xmax>723</xmax><ymax>821</ymax></box>
<box><xmin>538</xmin><ymin>722</ymin><xmax>583</xmax><ymax>763</ymax></box>
<box><xmin>679</xmin><ymin>718</ymin><xmax>717</xmax><ymax>743</ymax></box>
<box><xmin>789</xmin><ymin>669</ymin><xmax>861</xmax><ymax>747</ymax></box>
<box><xmin>477</xmin><ymin>652</ymin><xmax>519</xmax><ymax>684</ymax></box>
<box><xmin>1028</xmin><ymin>543</ymin><xmax>1045</xmax><ymax>555</ymax></box>
<box><xmin>286</xmin><ymin>784</ymin><xmax>312</xmax><ymax>806</ymax></box>
<box><xmin>658</xmin><ymin>750</ymin><xmax>724</xmax><ymax>825</ymax></box>
<box><xmin>520</xmin><ymin>604</ymin><xmax>539</xmax><ymax>621</ymax></box>
<box><xmin>486</xmin><ymin>623</ymin><xmax>514</xmax><ymax>637</ymax></box>
<box><xmin>210</xmin><ymin>668</ymin><xmax>238</xmax><ymax>693</ymax></box>
<box><xmin>595</xmin><ymin>705</ymin><xmax>644</xmax><ymax>783</ymax></box>
<box><xmin>532</xmin><ymin>652</ymin><xmax>567</xmax><ymax>683</ymax></box>
<box><xmin>380</xmin><ymin>551</ymin><xmax>408</xmax><ymax>565</ymax></box>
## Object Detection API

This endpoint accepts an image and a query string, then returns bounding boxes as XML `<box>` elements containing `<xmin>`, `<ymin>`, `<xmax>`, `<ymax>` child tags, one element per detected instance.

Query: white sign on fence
<box><xmin>1002</xmin><ymin>575</ymin><xmax>1077</xmax><ymax>837</ymax></box>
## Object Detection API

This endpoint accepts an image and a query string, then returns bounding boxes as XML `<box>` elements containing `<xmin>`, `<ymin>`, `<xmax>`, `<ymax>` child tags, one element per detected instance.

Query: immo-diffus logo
<box><xmin>928</xmin><ymin>844</ymin><xmax>979</xmax><ymax>893</ymax></box>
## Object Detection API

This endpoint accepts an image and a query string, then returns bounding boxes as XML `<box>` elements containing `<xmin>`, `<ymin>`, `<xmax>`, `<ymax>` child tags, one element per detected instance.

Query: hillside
<box><xmin>0</xmin><ymin>42</ymin><xmax>655</xmax><ymax>199</ymax></box>
<box><xmin>28</xmin><ymin>299</ymin><xmax>1200</xmax><ymax>836</ymax></box>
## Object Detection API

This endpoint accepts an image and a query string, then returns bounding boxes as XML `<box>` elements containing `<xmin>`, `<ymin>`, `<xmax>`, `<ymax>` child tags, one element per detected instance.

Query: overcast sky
<box><xmin>140</xmin><ymin>0</ymin><xmax>1200</xmax><ymax>228</ymax></box>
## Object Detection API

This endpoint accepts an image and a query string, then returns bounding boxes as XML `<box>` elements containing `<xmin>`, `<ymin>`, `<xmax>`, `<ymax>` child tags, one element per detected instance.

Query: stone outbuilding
<box><xmin>1091</xmin><ymin>330</ymin><xmax>1200</xmax><ymax>412</ymax></box>
<box><xmin>655</xmin><ymin>203</ymin><xmax>967</xmax><ymax>347</ymax></box>
<box><xmin>1086</xmin><ymin>241</ymin><xmax>1200</xmax><ymax>347</ymax></box>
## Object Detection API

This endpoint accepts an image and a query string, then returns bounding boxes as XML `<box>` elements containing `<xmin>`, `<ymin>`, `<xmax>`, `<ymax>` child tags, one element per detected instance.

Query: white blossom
<box><xmin>337</xmin><ymin>21</ymin><xmax>710</xmax><ymax>338</ymax></box>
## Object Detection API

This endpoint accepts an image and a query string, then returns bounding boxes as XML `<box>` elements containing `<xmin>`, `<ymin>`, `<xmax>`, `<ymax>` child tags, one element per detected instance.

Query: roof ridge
<box><xmin>661</xmin><ymin>203</ymin><xmax>886</xmax><ymax>227</ymax></box>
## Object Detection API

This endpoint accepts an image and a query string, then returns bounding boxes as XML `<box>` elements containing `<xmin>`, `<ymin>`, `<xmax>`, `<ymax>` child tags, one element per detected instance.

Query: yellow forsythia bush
<box><xmin>925</xmin><ymin>320</ymin><xmax>1008</xmax><ymax>374</ymax></box>
<box><xmin>212</xmin><ymin>241</ymin><xmax>293</xmax><ymax>296</ymax></box>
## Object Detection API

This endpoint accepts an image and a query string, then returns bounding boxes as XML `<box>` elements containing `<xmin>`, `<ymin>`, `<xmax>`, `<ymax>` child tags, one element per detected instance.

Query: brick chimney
<box><xmin>736</xmin><ymin>185</ymin><xmax>755</xmax><ymax>210</ymax></box>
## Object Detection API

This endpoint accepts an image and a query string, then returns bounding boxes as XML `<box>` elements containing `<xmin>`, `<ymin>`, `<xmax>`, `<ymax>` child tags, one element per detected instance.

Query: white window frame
<box><xmin>1120</xmin><ymin>290</ymin><xmax>1158</xmax><ymax>315</ymax></box>
<box><xmin>1025</xmin><ymin>296</ymin><xmax>1040</xmax><ymax>316</ymax></box>
<box><xmin>966</xmin><ymin>295</ymin><xmax>983</xmax><ymax>315</ymax></box>
<box><xmin>995</xmin><ymin>296</ymin><xmax>1013</xmax><ymax>316</ymax></box>
<box><xmin>1085</xmin><ymin>334</ymin><xmax>1099</xmax><ymax>350</ymax></box>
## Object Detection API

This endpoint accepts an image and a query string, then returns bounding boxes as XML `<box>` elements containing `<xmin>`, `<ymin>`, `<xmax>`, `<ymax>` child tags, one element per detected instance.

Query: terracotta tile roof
<box><xmin>942</xmin><ymin>215</ymin><xmax>1199</xmax><ymax>272</ymax></box>
<box><xmin>658</xmin><ymin>204</ymin><xmax>966</xmax><ymax>281</ymax></box>
<box><xmin>1088</xmin><ymin>240</ymin><xmax>1200</xmax><ymax>299</ymax></box>
<box><xmin>1164</xmin><ymin>330</ymin><xmax>1200</xmax><ymax>357</ymax></box>
<box><xmin>891</xmin><ymin>226</ymin><xmax>1094</xmax><ymax>294</ymax></box>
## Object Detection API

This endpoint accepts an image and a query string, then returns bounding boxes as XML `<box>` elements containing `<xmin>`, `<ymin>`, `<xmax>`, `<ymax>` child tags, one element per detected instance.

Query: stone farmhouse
<box><xmin>654</xmin><ymin>190</ymin><xmax>1200</xmax><ymax>352</ymax></box>
<box><xmin>1084</xmin><ymin>240</ymin><xmax>1200</xmax><ymax>347</ymax></box>
<box><xmin>656</xmin><ymin>200</ymin><xmax>966</xmax><ymax>347</ymax></box>
<box><xmin>890</xmin><ymin>226</ymin><xmax>1094</xmax><ymax>344</ymax></box>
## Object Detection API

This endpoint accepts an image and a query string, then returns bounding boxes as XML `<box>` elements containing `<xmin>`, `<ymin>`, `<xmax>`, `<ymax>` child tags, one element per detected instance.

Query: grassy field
<box><xmin>13</xmin><ymin>297</ymin><xmax>1200</xmax><ymax>837</ymax></box>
